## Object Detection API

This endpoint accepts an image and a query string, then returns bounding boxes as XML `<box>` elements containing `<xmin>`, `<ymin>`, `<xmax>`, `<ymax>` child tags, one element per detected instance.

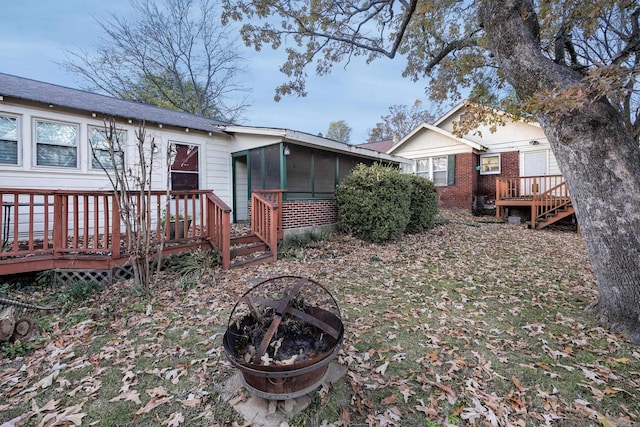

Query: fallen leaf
<box><xmin>381</xmin><ymin>393</ymin><xmax>397</xmax><ymax>405</ymax></box>
<box><xmin>110</xmin><ymin>390</ymin><xmax>143</xmax><ymax>405</ymax></box>
<box><xmin>162</xmin><ymin>412</ymin><xmax>184</xmax><ymax>426</ymax></box>
<box><xmin>374</xmin><ymin>361</ymin><xmax>389</xmax><ymax>376</ymax></box>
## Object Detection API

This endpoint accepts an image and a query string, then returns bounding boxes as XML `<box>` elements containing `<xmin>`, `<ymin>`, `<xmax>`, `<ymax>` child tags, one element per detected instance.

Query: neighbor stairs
<box><xmin>529</xmin><ymin>201</ymin><xmax>575</xmax><ymax>229</ymax></box>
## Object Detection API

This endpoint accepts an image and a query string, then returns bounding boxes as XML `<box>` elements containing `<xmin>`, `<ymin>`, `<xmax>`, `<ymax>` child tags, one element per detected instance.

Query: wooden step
<box><xmin>536</xmin><ymin>206</ymin><xmax>575</xmax><ymax>229</ymax></box>
<box><xmin>231</xmin><ymin>241</ymin><xmax>268</xmax><ymax>258</ymax></box>
<box><xmin>230</xmin><ymin>252</ymin><xmax>274</xmax><ymax>269</ymax></box>
<box><xmin>231</xmin><ymin>233</ymin><xmax>261</xmax><ymax>245</ymax></box>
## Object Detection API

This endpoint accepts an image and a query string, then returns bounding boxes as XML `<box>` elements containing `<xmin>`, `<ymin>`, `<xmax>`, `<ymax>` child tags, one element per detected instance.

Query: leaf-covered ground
<box><xmin>1</xmin><ymin>210</ymin><xmax>638</xmax><ymax>426</ymax></box>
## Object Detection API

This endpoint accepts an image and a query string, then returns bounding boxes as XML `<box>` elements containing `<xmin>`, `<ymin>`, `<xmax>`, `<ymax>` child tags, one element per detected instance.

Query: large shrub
<box><xmin>405</xmin><ymin>174</ymin><xmax>439</xmax><ymax>233</ymax></box>
<box><xmin>336</xmin><ymin>163</ymin><xmax>411</xmax><ymax>243</ymax></box>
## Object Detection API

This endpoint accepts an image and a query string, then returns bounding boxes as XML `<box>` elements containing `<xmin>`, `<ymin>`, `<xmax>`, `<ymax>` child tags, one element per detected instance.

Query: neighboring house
<box><xmin>0</xmin><ymin>72</ymin><xmax>411</xmax><ymax>274</ymax></box>
<box><xmin>387</xmin><ymin>102</ymin><xmax>573</xmax><ymax>227</ymax></box>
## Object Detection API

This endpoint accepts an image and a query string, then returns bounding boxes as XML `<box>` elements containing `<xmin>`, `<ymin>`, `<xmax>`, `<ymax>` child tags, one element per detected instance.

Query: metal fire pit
<box><xmin>223</xmin><ymin>276</ymin><xmax>344</xmax><ymax>400</ymax></box>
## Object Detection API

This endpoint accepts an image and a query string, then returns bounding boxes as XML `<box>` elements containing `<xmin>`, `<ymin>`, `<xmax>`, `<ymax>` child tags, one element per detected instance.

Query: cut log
<box><xmin>13</xmin><ymin>318</ymin><xmax>33</xmax><ymax>341</ymax></box>
<box><xmin>0</xmin><ymin>306</ymin><xmax>16</xmax><ymax>341</ymax></box>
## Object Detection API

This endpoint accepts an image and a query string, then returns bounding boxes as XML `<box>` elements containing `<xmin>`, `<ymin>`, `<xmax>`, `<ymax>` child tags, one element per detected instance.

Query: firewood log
<box><xmin>0</xmin><ymin>306</ymin><xmax>16</xmax><ymax>341</ymax></box>
<box><xmin>13</xmin><ymin>318</ymin><xmax>33</xmax><ymax>340</ymax></box>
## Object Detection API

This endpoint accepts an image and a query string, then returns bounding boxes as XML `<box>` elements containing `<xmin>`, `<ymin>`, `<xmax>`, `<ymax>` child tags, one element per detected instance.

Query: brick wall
<box><xmin>477</xmin><ymin>151</ymin><xmax>519</xmax><ymax>202</ymax></box>
<box><xmin>437</xmin><ymin>153</ymin><xmax>477</xmax><ymax>210</ymax></box>
<box><xmin>281</xmin><ymin>199</ymin><xmax>338</xmax><ymax>229</ymax></box>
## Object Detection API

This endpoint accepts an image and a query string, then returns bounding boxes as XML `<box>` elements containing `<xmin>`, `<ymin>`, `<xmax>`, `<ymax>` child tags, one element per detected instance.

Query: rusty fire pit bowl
<box><xmin>223</xmin><ymin>276</ymin><xmax>344</xmax><ymax>400</ymax></box>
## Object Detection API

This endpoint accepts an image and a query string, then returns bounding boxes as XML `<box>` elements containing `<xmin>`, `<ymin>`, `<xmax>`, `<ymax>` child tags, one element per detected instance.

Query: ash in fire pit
<box><xmin>223</xmin><ymin>276</ymin><xmax>344</xmax><ymax>400</ymax></box>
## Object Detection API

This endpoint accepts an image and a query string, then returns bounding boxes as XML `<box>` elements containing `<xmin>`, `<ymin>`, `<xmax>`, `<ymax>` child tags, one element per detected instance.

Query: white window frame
<box><xmin>480</xmin><ymin>153</ymin><xmax>501</xmax><ymax>175</ymax></box>
<box><xmin>169</xmin><ymin>142</ymin><xmax>201</xmax><ymax>191</ymax></box>
<box><xmin>416</xmin><ymin>156</ymin><xmax>448</xmax><ymax>186</ymax></box>
<box><xmin>88</xmin><ymin>126</ymin><xmax>126</xmax><ymax>170</ymax></box>
<box><xmin>0</xmin><ymin>113</ymin><xmax>20</xmax><ymax>166</ymax></box>
<box><xmin>33</xmin><ymin>118</ymin><xmax>79</xmax><ymax>169</ymax></box>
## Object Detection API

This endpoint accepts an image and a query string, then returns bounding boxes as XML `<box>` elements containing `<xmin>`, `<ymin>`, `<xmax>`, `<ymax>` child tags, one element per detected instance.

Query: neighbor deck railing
<box><xmin>496</xmin><ymin>175</ymin><xmax>566</xmax><ymax>201</ymax></box>
<box><xmin>495</xmin><ymin>175</ymin><xmax>572</xmax><ymax>227</ymax></box>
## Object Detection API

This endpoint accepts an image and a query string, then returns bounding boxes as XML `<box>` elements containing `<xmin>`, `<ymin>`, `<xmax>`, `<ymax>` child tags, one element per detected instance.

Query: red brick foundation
<box><xmin>281</xmin><ymin>199</ymin><xmax>338</xmax><ymax>229</ymax></box>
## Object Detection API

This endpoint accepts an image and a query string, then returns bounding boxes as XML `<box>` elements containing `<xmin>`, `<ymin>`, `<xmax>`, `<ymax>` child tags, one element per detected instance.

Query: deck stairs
<box><xmin>229</xmin><ymin>232</ymin><xmax>275</xmax><ymax>268</ymax></box>
<box><xmin>531</xmin><ymin>203</ymin><xmax>575</xmax><ymax>229</ymax></box>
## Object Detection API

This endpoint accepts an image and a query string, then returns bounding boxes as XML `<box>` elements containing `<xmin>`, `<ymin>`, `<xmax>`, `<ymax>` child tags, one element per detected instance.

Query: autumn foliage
<box><xmin>336</xmin><ymin>164</ymin><xmax>437</xmax><ymax>242</ymax></box>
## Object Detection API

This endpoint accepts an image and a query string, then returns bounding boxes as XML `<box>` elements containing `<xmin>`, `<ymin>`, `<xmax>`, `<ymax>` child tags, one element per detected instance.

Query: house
<box><xmin>0</xmin><ymin>72</ymin><xmax>411</xmax><ymax>275</ymax></box>
<box><xmin>387</xmin><ymin>102</ymin><xmax>574</xmax><ymax>228</ymax></box>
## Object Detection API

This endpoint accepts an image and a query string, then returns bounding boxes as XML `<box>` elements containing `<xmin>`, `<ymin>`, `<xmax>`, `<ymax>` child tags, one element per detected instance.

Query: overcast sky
<box><xmin>0</xmin><ymin>0</ymin><xmax>446</xmax><ymax>143</ymax></box>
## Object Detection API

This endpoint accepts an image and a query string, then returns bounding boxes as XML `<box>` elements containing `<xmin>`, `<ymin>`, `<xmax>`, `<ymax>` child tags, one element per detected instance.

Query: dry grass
<box><xmin>1</xmin><ymin>210</ymin><xmax>638</xmax><ymax>426</ymax></box>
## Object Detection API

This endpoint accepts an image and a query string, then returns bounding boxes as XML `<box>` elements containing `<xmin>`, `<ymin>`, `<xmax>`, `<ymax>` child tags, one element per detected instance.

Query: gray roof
<box><xmin>0</xmin><ymin>73</ymin><xmax>230</xmax><ymax>135</ymax></box>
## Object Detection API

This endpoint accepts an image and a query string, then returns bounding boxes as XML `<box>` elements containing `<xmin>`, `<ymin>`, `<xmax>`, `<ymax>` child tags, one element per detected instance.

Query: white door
<box><xmin>234</xmin><ymin>157</ymin><xmax>249</xmax><ymax>222</ymax></box>
<box><xmin>523</xmin><ymin>151</ymin><xmax>548</xmax><ymax>194</ymax></box>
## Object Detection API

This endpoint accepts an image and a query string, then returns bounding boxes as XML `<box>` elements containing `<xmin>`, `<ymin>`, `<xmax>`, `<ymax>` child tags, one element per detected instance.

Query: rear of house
<box><xmin>388</xmin><ymin>103</ymin><xmax>562</xmax><ymax>216</ymax></box>
<box><xmin>0</xmin><ymin>72</ymin><xmax>412</xmax><ymax>265</ymax></box>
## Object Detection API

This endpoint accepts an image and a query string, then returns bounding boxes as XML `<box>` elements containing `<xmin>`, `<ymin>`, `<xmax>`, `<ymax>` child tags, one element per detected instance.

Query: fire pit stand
<box><xmin>223</xmin><ymin>276</ymin><xmax>344</xmax><ymax>401</ymax></box>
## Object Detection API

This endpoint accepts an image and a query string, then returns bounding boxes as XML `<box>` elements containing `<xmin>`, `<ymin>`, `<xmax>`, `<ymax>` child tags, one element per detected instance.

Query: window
<box><xmin>35</xmin><ymin>119</ymin><xmax>78</xmax><ymax>168</ymax></box>
<box><xmin>286</xmin><ymin>146</ymin><xmax>312</xmax><ymax>198</ymax></box>
<box><xmin>0</xmin><ymin>114</ymin><xmax>19</xmax><ymax>165</ymax></box>
<box><xmin>170</xmin><ymin>143</ymin><xmax>199</xmax><ymax>191</ymax></box>
<box><xmin>417</xmin><ymin>156</ymin><xmax>448</xmax><ymax>185</ymax></box>
<box><xmin>480</xmin><ymin>154</ymin><xmax>500</xmax><ymax>174</ymax></box>
<box><xmin>89</xmin><ymin>126</ymin><xmax>126</xmax><ymax>170</ymax></box>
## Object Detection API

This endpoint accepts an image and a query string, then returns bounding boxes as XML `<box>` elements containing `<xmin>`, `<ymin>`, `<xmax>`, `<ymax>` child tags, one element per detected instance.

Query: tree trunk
<box><xmin>0</xmin><ymin>306</ymin><xmax>16</xmax><ymax>341</ymax></box>
<box><xmin>480</xmin><ymin>0</ymin><xmax>640</xmax><ymax>343</ymax></box>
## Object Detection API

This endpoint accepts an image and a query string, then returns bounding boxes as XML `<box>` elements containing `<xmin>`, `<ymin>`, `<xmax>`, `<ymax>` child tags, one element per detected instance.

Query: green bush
<box><xmin>336</xmin><ymin>163</ymin><xmax>412</xmax><ymax>243</ymax></box>
<box><xmin>405</xmin><ymin>174</ymin><xmax>438</xmax><ymax>233</ymax></box>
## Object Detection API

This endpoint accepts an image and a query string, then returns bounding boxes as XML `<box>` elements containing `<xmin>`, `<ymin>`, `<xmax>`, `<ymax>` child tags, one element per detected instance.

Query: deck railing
<box><xmin>0</xmin><ymin>188</ymin><xmax>223</xmax><ymax>274</ymax></box>
<box><xmin>206</xmin><ymin>193</ymin><xmax>232</xmax><ymax>269</ymax></box>
<box><xmin>251</xmin><ymin>190</ymin><xmax>284</xmax><ymax>262</ymax></box>
<box><xmin>495</xmin><ymin>175</ymin><xmax>572</xmax><ymax>227</ymax></box>
<box><xmin>533</xmin><ymin>180</ymin><xmax>571</xmax><ymax>221</ymax></box>
<box><xmin>496</xmin><ymin>175</ymin><xmax>566</xmax><ymax>201</ymax></box>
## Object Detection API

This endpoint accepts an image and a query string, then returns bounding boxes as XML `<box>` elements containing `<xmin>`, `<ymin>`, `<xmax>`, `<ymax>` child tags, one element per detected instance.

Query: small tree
<box><xmin>91</xmin><ymin>119</ymin><xmax>161</xmax><ymax>291</ymax></box>
<box><xmin>336</xmin><ymin>163</ymin><xmax>411</xmax><ymax>243</ymax></box>
<box><xmin>326</xmin><ymin>120</ymin><xmax>352</xmax><ymax>143</ymax></box>
<box><xmin>368</xmin><ymin>101</ymin><xmax>436</xmax><ymax>142</ymax></box>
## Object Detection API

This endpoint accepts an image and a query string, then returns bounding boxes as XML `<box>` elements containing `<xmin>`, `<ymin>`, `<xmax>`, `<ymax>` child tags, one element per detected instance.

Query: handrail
<box><xmin>533</xmin><ymin>180</ymin><xmax>571</xmax><ymax>223</ymax></box>
<box><xmin>251</xmin><ymin>191</ymin><xmax>282</xmax><ymax>262</ymax></box>
<box><xmin>206</xmin><ymin>192</ymin><xmax>232</xmax><ymax>269</ymax></box>
<box><xmin>252</xmin><ymin>190</ymin><xmax>284</xmax><ymax>239</ymax></box>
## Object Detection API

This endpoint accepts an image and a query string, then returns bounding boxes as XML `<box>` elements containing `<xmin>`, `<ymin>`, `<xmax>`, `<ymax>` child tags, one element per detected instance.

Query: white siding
<box><xmin>0</xmin><ymin>102</ymin><xmax>232</xmax><ymax>196</ymax></box>
<box><xmin>391</xmin><ymin>128</ymin><xmax>474</xmax><ymax>160</ymax></box>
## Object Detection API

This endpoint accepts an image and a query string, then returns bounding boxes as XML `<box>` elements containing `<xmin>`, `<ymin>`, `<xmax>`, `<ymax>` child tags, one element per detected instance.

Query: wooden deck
<box><xmin>0</xmin><ymin>188</ymin><xmax>284</xmax><ymax>278</ymax></box>
<box><xmin>495</xmin><ymin>175</ymin><xmax>575</xmax><ymax>229</ymax></box>
<box><xmin>0</xmin><ymin>189</ymin><xmax>231</xmax><ymax>276</ymax></box>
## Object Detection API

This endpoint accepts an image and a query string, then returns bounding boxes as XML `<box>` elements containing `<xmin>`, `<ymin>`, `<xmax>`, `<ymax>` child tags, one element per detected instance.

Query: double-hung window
<box><xmin>417</xmin><ymin>156</ymin><xmax>448</xmax><ymax>186</ymax></box>
<box><xmin>170</xmin><ymin>143</ymin><xmax>200</xmax><ymax>191</ymax></box>
<box><xmin>89</xmin><ymin>126</ymin><xmax>126</xmax><ymax>170</ymax></box>
<box><xmin>0</xmin><ymin>114</ymin><xmax>19</xmax><ymax>165</ymax></box>
<box><xmin>480</xmin><ymin>154</ymin><xmax>500</xmax><ymax>174</ymax></box>
<box><xmin>35</xmin><ymin>119</ymin><xmax>79</xmax><ymax>168</ymax></box>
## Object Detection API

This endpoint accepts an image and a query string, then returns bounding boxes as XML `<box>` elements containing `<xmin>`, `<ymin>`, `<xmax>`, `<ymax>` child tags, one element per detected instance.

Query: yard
<box><xmin>1</xmin><ymin>210</ymin><xmax>638</xmax><ymax>426</ymax></box>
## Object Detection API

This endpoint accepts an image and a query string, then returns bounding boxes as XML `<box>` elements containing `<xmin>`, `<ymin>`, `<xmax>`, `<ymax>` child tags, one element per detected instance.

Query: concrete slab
<box><xmin>220</xmin><ymin>362</ymin><xmax>347</xmax><ymax>427</ymax></box>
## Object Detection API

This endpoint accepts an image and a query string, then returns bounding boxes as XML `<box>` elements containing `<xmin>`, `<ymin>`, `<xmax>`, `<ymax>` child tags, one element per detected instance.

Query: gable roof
<box><xmin>0</xmin><ymin>73</ymin><xmax>229</xmax><ymax>135</ymax></box>
<box><xmin>388</xmin><ymin>122</ymin><xmax>488</xmax><ymax>153</ymax></box>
